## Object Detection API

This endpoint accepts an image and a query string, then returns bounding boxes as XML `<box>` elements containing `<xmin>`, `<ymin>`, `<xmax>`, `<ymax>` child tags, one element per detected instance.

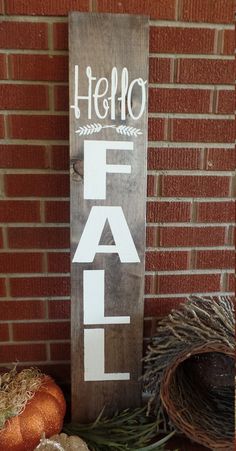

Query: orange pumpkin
<box><xmin>0</xmin><ymin>375</ymin><xmax>66</xmax><ymax>451</ymax></box>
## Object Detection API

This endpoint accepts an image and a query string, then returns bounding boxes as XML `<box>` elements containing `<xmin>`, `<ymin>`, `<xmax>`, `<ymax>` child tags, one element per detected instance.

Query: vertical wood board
<box><xmin>70</xmin><ymin>12</ymin><xmax>149</xmax><ymax>422</ymax></box>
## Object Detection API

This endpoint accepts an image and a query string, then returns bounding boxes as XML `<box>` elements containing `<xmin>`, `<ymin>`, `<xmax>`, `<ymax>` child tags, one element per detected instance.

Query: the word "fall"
<box><xmin>73</xmin><ymin>140</ymin><xmax>140</xmax><ymax>382</ymax></box>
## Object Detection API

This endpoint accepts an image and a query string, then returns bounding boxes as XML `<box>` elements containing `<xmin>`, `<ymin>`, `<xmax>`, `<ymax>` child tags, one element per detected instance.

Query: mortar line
<box><xmin>149</xmin><ymin>20</ymin><xmax>234</xmax><ymax>30</ymax></box>
<box><xmin>150</xmin><ymin>83</ymin><xmax>235</xmax><ymax>90</ymax></box>
<box><xmin>1</xmin><ymin>15</ymin><xmax>234</xmax><ymax>29</ymax></box>
<box><xmin>1</xmin><ymin>227</ymin><xmax>8</xmax><ymax>249</ymax></box>
<box><xmin>8</xmin><ymin>323</ymin><xmax>13</xmax><ymax>341</ymax></box>
<box><xmin>48</xmin><ymin>21</ymin><xmax>53</xmax><ymax>52</ymax></box>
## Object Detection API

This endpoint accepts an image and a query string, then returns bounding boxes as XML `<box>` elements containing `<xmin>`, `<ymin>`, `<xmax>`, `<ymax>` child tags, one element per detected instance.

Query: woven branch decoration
<box><xmin>143</xmin><ymin>296</ymin><xmax>235</xmax><ymax>451</ymax></box>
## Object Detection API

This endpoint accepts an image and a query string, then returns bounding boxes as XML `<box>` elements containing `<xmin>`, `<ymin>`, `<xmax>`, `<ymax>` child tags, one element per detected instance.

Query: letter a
<box><xmin>72</xmin><ymin>206</ymin><xmax>140</xmax><ymax>263</ymax></box>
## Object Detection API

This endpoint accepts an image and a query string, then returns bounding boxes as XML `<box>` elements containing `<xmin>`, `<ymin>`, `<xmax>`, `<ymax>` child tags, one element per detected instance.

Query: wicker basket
<box><xmin>160</xmin><ymin>344</ymin><xmax>234</xmax><ymax>450</ymax></box>
<box><xmin>143</xmin><ymin>297</ymin><xmax>235</xmax><ymax>450</ymax></box>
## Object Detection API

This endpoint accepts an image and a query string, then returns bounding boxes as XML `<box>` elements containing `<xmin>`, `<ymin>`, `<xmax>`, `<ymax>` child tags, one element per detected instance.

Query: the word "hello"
<box><xmin>71</xmin><ymin>66</ymin><xmax>147</xmax><ymax>121</ymax></box>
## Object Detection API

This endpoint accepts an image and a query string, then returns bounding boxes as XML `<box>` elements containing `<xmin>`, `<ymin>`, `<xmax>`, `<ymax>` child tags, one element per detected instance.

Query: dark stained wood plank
<box><xmin>69</xmin><ymin>12</ymin><xmax>149</xmax><ymax>422</ymax></box>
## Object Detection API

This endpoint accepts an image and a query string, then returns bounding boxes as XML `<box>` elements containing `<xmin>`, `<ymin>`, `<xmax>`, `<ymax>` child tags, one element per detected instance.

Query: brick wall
<box><xmin>0</xmin><ymin>0</ymin><xmax>234</xmax><ymax>383</ymax></box>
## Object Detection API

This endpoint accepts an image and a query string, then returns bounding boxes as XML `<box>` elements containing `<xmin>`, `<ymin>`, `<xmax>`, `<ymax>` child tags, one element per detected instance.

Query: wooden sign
<box><xmin>69</xmin><ymin>12</ymin><xmax>149</xmax><ymax>422</ymax></box>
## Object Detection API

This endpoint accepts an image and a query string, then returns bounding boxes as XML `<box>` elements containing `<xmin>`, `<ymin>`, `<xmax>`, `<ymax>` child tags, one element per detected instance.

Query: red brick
<box><xmin>0</xmin><ymin>278</ymin><xmax>6</xmax><ymax>296</ymax></box>
<box><xmin>48</xmin><ymin>300</ymin><xmax>70</xmax><ymax>319</ymax></box>
<box><xmin>0</xmin><ymin>22</ymin><xmax>48</xmax><ymax>49</ymax></box>
<box><xmin>229</xmin><ymin>225</ymin><xmax>235</xmax><ymax>246</ymax></box>
<box><xmin>0</xmin><ymin>85</ymin><xmax>49</xmax><ymax>110</ymax></box>
<box><xmin>148</xmin><ymin>118</ymin><xmax>165</xmax><ymax>141</ymax></box>
<box><xmin>226</xmin><ymin>273</ymin><xmax>235</xmax><ymax>292</ymax></box>
<box><xmin>159</xmin><ymin>227</ymin><xmax>226</xmax><ymax>247</ymax></box>
<box><xmin>0</xmin><ymin>229</ymin><xmax>3</xmax><ymax>248</ymax></box>
<box><xmin>54</xmin><ymin>85</ymin><xmax>69</xmax><ymax>111</ymax></box>
<box><xmin>0</xmin><ymin>344</ymin><xmax>46</xmax><ymax>362</ymax></box>
<box><xmin>50</xmin><ymin>146</ymin><xmax>69</xmax><ymax>170</ymax></box>
<box><xmin>98</xmin><ymin>0</ymin><xmax>176</xmax><ymax>19</ymax></box>
<box><xmin>146</xmin><ymin>227</ymin><xmax>158</xmax><ymax>247</ymax></box>
<box><xmin>0</xmin><ymin>0</ymin><xmax>3</xmax><ymax>14</ymax></box>
<box><xmin>10</xmin><ymin>276</ymin><xmax>70</xmax><ymax>297</ymax></box>
<box><xmin>0</xmin><ymin>144</ymin><xmax>67</xmax><ymax>171</ymax></box>
<box><xmin>222</xmin><ymin>30</ymin><xmax>234</xmax><ymax>55</ymax></box>
<box><xmin>0</xmin><ymin>54</ymin><xmax>7</xmax><ymax>79</ymax></box>
<box><xmin>144</xmin><ymin>274</ymin><xmax>222</xmax><ymax>295</ymax></box>
<box><xmin>177</xmin><ymin>59</ymin><xmax>234</xmax><ymax>85</ymax></box>
<box><xmin>0</xmin><ymin>200</ymin><xmax>40</xmax><ymax>223</ymax></box>
<box><xmin>5</xmin><ymin>174</ymin><xmax>69</xmax><ymax>197</ymax></box>
<box><xmin>13</xmin><ymin>321</ymin><xmax>70</xmax><ymax>341</ymax></box>
<box><xmin>10</xmin><ymin>55</ymin><xmax>68</xmax><ymax>82</ymax></box>
<box><xmin>196</xmin><ymin>201</ymin><xmax>235</xmax><ymax>222</ymax></box>
<box><xmin>53</xmin><ymin>22</ymin><xmax>68</xmax><ymax>50</ymax></box>
<box><xmin>0</xmin><ymin>145</ymin><xmax>47</xmax><ymax>169</ymax></box>
<box><xmin>145</xmin><ymin>251</ymin><xmax>189</xmax><ymax>271</ymax></box>
<box><xmin>158</xmin><ymin>274</ymin><xmax>221</xmax><ymax>294</ymax></box>
<box><xmin>0</xmin><ymin>115</ymin><xmax>5</xmax><ymax>138</ymax></box>
<box><xmin>0</xmin><ymin>323</ymin><xmax>8</xmax><ymax>340</ymax></box>
<box><xmin>149</xmin><ymin>88</ymin><xmax>211</xmax><ymax>114</ymax></box>
<box><xmin>44</xmin><ymin>201</ymin><xmax>69</xmax><ymax>223</ymax></box>
<box><xmin>205</xmin><ymin>148</ymin><xmax>235</xmax><ymax>171</ymax></box>
<box><xmin>195</xmin><ymin>250</ymin><xmax>234</xmax><ymax>269</ymax></box>
<box><xmin>8</xmin><ymin>115</ymin><xmax>69</xmax><ymax>140</ymax></box>
<box><xmin>216</xmin><ymin>90</ymin><xmax>234</xmax><ymax>114</ymax></box>
<box><xmin>181</xmin><ymin>0</ymin><xmax>234</xmax><ymax>24</ymax></box>
<box><xmin>162</xmin><ymin>175</ymin><xmax>230</xmax><ymax>197</ymax></box>
<box><xmin>50</xmin><ymin>342</ymin><xmax>70</xmax><ymax>360</ymax></box>
<box><xmin>147</xmin><ymin>175</ymin><xmax>158</xmax><ymax>197</ymax></box>
<box><xmin>6</xmin><ymin>0</ymin><xmax>89</xmax><ymax>15</ymax></box>
<box><xmin>149</xmin><ymin>58</ymin><xmax>172</xmax><ymax>84</ymax></box>
<box><xmin>150</xmin><ymin>27</ymin><xmax>215</xmax><ymax>54</ymax></box>
<box><xmin>147</xmin><ymin>202</ymin><xmax>191</xmax><ymax>223</ymax></box>
<box><xmin>144</xmin><ymin>297</ymin><xmax>185</xmax><ymax>317</ymax></box>
<box><xmin>0</xmin><ymin>253</ymin><xmax>43</xmax><ymax>273</ymax></box>
<box><xmin>148</xmin><ymin>148</ymin><xmax>202</xmax><ymax>170</ymax></box>
<box><xmin>47</xmin><ymin>252</ymin><xmax>70</xmax><ymax>273</ymax></box>
<box><xmin>172</xmin><ymin>119</ymin><xmax>234</xmax><ymax>143</ymax></box>
<box><xmin>0</xmin><ymin>300</ymin><xmax>46</xmax><ymax>320</ymax></box>
<box><xmin>8</xmin><ymin>227</ymin><xmax>69</xmax><ymax>249</ymax></box>
<box><xmin>145</xmin><ymin>275</ymin><xmax>157</xmax><ymax>295</ymax></box>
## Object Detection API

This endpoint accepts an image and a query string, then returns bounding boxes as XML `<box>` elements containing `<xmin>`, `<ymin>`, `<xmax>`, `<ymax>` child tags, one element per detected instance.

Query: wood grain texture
<box><xmin>69</xmin><ymin>12</ymin><xmax>149</xmax><ymax>422</ymax></box>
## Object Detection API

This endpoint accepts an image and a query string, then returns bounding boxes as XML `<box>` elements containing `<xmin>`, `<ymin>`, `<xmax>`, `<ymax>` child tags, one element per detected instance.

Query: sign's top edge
<box><xmin>68</xmin><ymin>11</ymin><xmax>150</xmax><ymax>21</ymax></box>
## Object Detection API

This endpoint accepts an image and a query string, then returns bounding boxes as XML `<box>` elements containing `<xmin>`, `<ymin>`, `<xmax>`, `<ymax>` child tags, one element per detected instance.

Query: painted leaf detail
<box><xmin>115</xmin><ymin>126</ymin><xmax>143</xmax><ymax>136</ymax></box>
<box><xmin>75</xmin><ymin>123</ymin><xmax>143</xmax><ymax>137</ymax></box>
<box><xmin>75</xmin><ymin>123</ymin><xmax>102</xmax><ymax>136</ymax></box>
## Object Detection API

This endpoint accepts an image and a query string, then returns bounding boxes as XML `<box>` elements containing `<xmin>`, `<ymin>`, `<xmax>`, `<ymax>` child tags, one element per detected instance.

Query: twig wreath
<box><xmin>143</xmin><ymin>296</ymin><xmax>235</xmax><ymax>450</ymax></box>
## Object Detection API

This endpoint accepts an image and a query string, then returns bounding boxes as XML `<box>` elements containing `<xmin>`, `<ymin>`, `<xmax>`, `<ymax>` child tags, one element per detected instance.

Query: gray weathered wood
<box><xmin>69</xmin><ymin>12</ymin><xmax>149</xmax><ymax>422</ymax></box>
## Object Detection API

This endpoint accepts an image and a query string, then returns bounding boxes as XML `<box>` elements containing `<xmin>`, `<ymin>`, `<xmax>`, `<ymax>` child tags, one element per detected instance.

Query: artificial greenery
<box><xmin>63</xmin><ymin>406</ymin><xmax>176</xmax><ymax>450</ymax></box>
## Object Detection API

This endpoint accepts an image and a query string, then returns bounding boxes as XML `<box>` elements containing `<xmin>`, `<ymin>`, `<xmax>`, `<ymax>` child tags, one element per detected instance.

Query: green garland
<box><xmin>63</xmin><ymin>407</ymin><xmax>176</xmax><ymax>451</ymax></box>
